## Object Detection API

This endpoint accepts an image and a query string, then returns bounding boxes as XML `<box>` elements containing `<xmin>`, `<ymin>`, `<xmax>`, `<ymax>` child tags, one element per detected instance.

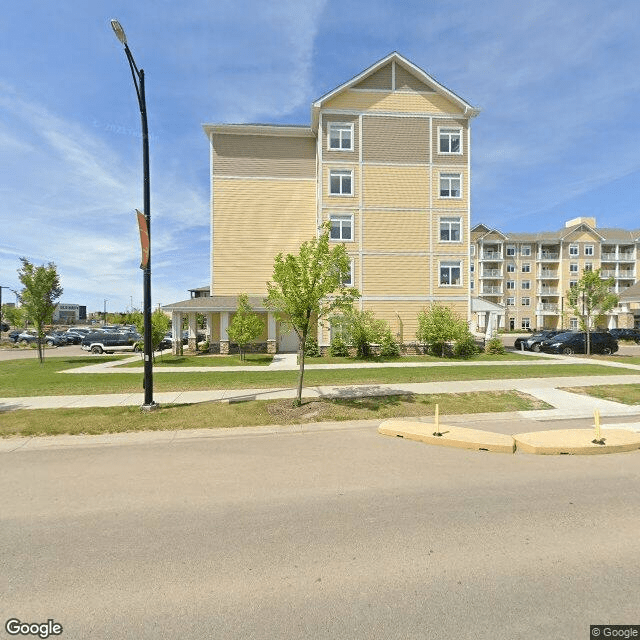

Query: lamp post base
<box><xmin>140</xmin><ymin>402</ymin><xmax>160</xmax><ymax>412</ymax></box>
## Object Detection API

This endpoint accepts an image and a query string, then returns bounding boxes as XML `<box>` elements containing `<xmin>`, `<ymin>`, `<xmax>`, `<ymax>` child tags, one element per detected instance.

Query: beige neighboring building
<box><xmin>471</xmin><ymin>216</ymin><xmax>640</xmax><ymax>332</ymax></box>
<box><xmin>165</xmin><ymin>52</ymin><xmax>480</xmax><ymax>353</ymax></box>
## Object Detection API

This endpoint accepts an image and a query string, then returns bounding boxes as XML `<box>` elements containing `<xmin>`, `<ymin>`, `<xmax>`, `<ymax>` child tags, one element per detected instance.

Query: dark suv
<box><xmin>539</xmin><ymin>331</ymin><xmax>618</xmax><ymax>355</ymax></box>
<box><xmin>514</xmin><ymin>330</ymin><xmax>563</xmax><ymax>352</ymax></box>
<box><xmin>608</xmin><ymin>328</ymin><xmax>640</xmax><ymax>344</ymax></box>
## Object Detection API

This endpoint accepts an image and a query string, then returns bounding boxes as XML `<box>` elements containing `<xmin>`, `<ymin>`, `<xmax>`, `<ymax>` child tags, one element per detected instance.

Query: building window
<box><xmin>521</xmin><ymin>263</ymin><xmax>531</xmax><ymax>273</ymax></box>
<box><xmin>521</xmin><ymin>245</ymin><xmax>531</xmax><ymax>256</ymax></box>
<box><xmin>506</xmin><ymin>246</ymin><xmax>516</xmax><ymax>256</ymax></box>
<box><xmin>522</xmin><ymin>297</ymin><xmax>531</xmax><ymax>306</ymax></box>
<box><xmin>470</xmin><ymin>263</ymin><xmax>475</xmax><ymax>273</ymax></box>
<box><xmin>439</xmin><ymin>173</ymin><xmax>462</xmax><ymax>198</ymax></box>
<box><xmin>341</xmin><ymin>260</ymin><xmax>354</xmax><ymax>287</ymax></box>
<box><xmin>438</xmin><ymin>127</ymin><xmax>462</xmax><ymax>154</ymax></box>
<box><xmin>569</xmin><ymin>244</ymin><xmax>579</xmax><ymax>256</ymax></box>
<box><xmin>506</xmin><ymin>280</ymin><xmax>515</xmax><ymax>290</ymax></box>
<box><xmin>470</xmin><ymin>245</ymin><xmax>476</xmax><ymax>256</ymax></box>
<box><xmin>569</xmin><ymin>280</ymin><xmax>578</xmax><ymax>288</ymax></box>
<box><xmin>330</xmin><ymin>214</ymin><xmax>353</xmax><ymax>241</ymax></box>
<box><xmin>585</xmin><ymin>263</ymin><xmax>593</xmax><ymax>272</ymax></box>
<box><xmin>585</xmin><ymin>245</ymin><xmax>594</xmax><ymax>256</ymax></box>
<box><xmin>439</xmin><ymin>261</ymin><xmax>462</xmax><ymax>286</ymax></box>
<box><xmin>470</xmin><ymin>280</ymin><xmax>475</xmax><ymax>290</ymax></box>
<box><xmin>440</xmin><ymin>217</ymin><xmax>462</xmax><ymax>242</ymax></box>
<box><xmin>569</xmin><ymin>318</ymin><xmax>579</xmax><ymax>330</ymax></box>
<box><xmin>328</xmin><ymin>123</ymin><xmax>353</xmax><ymax>151</ymax></box>
<box><xmin>329</xmin><ymin>170</ymin><xmax>353</xmax><ymax>196</ymax></box>
<box><xmin>506</xmin><ymin>297</ymin><xmax>515</xmax><ymax>306</ymax></box>
<box><xmin>521</xmin><ymin>318</ymin><xmax>531</xmax><ymax>330</ymax></box>
<box><xmin>570</xmin><ymin>263</ymin><xmax>578</xmax><ymax>273</ymax></box>
<box><xmin>507</xmin><ymin>263</ymin><xmax>516</xmax><ymax>273</ymax></box>
<box><xmin>522</xmin><ymin>281</ymin><xmax>531</xmax><ymax>290</ymax></box>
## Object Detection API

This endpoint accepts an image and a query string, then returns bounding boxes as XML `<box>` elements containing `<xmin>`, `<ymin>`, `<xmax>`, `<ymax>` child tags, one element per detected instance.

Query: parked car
<box><xmin>539</xmin><ymin>331</ymin><xmax>618</xmax><ymax>355</ymax></box>
<box><xmin>8</xmin><ymin>330</ymin><xmax>21</xmax><ymax>342</ymax></box>
<box><xmin>16</xmin><ymin>331</ymin><xmax>65</xmax><ymax>346</ymax></box>
<box><xmin>608</xmin><ymin>328</ymin><xmax>640</xmax><ymax>344</ymax></box>
<box><xmin>81</xmin><ymin>331</ymin><xmax>141</xmax><ymax>354</ymax></box>
<box><xmin>1</xmin><ymin>322</ymin><xmax>9</xmax><ymax>332</ymax></box>
<box><xmin>64</xmin><ymin>330</ymin><xmax>84</xmax><ymax>344</ymax></box>
<box><xmin>514</xmin><ymin>330</ymin><xmax>563</xmax><ymax>352</ymax></box>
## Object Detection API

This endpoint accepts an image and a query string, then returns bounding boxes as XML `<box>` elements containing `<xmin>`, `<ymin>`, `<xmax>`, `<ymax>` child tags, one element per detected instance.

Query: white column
<box><xmin>188</xmin><ymin>313</ymin><xmax>197</xmax><ymax>351</ymax></box>
<box><xmin>171</xmin><ymin>312</ymin><xmax>183</xmax><ymax>355</ymax></box>
<box><xmin>220</xmin><ymin>311</ymin><xmax>230</xmax><ymax>354</ymax></box>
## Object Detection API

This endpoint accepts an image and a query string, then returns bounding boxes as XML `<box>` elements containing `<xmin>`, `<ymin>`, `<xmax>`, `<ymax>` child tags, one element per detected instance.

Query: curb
<box><xmin>378</xmin><ymin>420</ymin><xmax>640</xmax><ymax>456</ymax></box>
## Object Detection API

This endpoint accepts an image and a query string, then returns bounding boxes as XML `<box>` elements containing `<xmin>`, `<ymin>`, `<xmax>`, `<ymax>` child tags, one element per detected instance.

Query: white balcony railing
<box><xmin>481</xmin><ymin>286</ymin><xmax>502</xmax><ymax>295</ymax></box>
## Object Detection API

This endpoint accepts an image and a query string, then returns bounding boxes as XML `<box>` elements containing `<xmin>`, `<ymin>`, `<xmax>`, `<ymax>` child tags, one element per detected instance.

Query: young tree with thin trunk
<box><xmin>265</xmin><ymin>225</ymin><xmax>359</xmax><ymax>406</ymax></box>
<box><xmin>566</xmin><ymin>268</ymin><xmax>618</xmax><ymax>355</ymax></box>
<box><xmin>17</xmin><ymin>258</ymin><xmax>63</xmax><ymax>363</ymax></box>
<box><xmin>227</xmin><ymin>293</ymin><xmax>264</xmax><ymax>361</ymax></box>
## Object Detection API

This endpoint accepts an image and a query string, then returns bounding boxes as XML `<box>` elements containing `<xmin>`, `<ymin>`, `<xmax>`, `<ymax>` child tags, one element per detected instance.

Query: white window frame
<box><xmin>328</xmin><ymin>122</ymin><xmax>354</xmax><ymax>151</ymax></box>
<box><xmin>585</xmin><ymin>245</ymin><xmax>594</xmax><ymax>256</ymax></box>
<box><xmin>439</xmin><ymin>261</ymin><xmax>462</xmax><ymax>287</ymax></box>
<box><xmin>438</xmin><ymin>127</ymin><xmax>463</xmax><ymax>155</ymax></box>
<box><xmin>521</xmin><ymin>245</ymin><xmax>531</xmax><ymax>257</ymax></box>
<box><xmin>521</xmin><ymin>318</ymin><xmax>531</xmax><ymax>330</ymax></box>
<box><xmin>329</xmin><ymin>169</ymin><xmax>353</xmax><ymax>196</ymax></box>
<box><xmin>521</xmin><ymin>263</ymin><xmax>531</xmax><ymax>273</ymax></box>
<box><xmin>569</xmin><ymin>244</ymin><xmax>579</xmax><ymax>256</ymax></box>
<box><xmin>569</xmin><ymin>280</ymin><xmax>578</xmax><ymax>288</ymax></box>
<box><xmin>439</xmin><ymin>216</ymin><xmax>462</xmax><ymax>243</ymax></box>
<box><xmin>470</xmin><ymin>245</ymin><xmax>476</xmax><ymax>256</ymax></box>
<box><xmin>522</xmin><ymin>297</ymin><xmax>531</xmax><ymax>307</ymax></box>
<box><xmin>506</xmin><ymin>246</ymin><xmax>516</xmax><ymax>256</ymax></box>
<box><xmin>585</xmin><ymin>262</ymin><xmax>593</xmax><ymax>272</ymax></box>
<box><xmin>521</xmin><ymin>281</ymin><xmax>531</xmax><ymax>290</ymax></box>
<box><xmin>507</xmin><ymin>263</ymin><xmax>516</xmax><ymax>273</ymax></box>
<box><xmin>439</xmin><ymin>172</ymin><xmax>462</xmax><ymax>199</ymax></box>
<box><xmin>569</xmin><ymin>318</ymin><xmax>579</xmax><ymax>330</ymax></box>
<box><xmin>470</xmin><ymin>280</ymin><xmax>475</xmax><ymax>290</ymax></box>
<box><xmin>570</xmin><ymin>263</ymin><xmax>579</xmax><ymax>273</ymax></box>
<box><xmin>329</xmin><ymin>214</ymin><xmax>354</xmax><ymax>242</ymax></box>
<box><xmin>338</xmin><ymin>259</ymin><xmax>354</xmax><ymax>287</ymax></box>
<box><xmin>506</xmin><ymin>297</ymin><xmax>515</xmax><ymax>306</ymax></box>
<box><xmin>506</xmin><ymin>280</ymin><xmax>515</xmax><ymax>290</ymax></box>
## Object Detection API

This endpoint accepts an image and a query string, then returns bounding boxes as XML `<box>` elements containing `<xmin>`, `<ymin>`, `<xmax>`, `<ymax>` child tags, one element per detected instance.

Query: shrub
<box><xmin>344</xmin><ymin>309</ymin><xmax>387</xmax><ymax>359</ymax></box>
<box><xmin>484</xmin><ymin>336</ymin><xmax>506</xmax><ymax>355</ymax></box>
<box><xmin>304</xmin><ymin>335</ymin><xmax>321</xmax><ymax>358</ymax></box>
<box><xmin>379</xmin><ymin>328</ymin><xmax>401</xmax><ymax>358</ymax></box>
<box><xmin>453</xmin><ymin>335</ymin><xmax>479</xmax><ymax>359</ymax></box>
<box><xmin>417</xmin><ymin>304</ymin><xmax>469</xmax><ymax>358</ymax></box>
<box><xmin>329</xmin><ymin>333</ymin><xmax>350</xmax><ymax>357</ymax></box>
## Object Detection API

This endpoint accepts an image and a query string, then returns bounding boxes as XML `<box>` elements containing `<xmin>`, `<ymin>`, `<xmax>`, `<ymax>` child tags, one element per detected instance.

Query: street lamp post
<box><xmin>110</xmin><ymin>19</ymin><xmax>156</xmax><ymax>410</ymax></box>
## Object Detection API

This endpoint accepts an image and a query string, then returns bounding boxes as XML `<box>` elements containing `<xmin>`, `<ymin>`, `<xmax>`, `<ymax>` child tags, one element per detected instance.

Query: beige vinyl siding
<box><xmin>362</xmin><ymin>299</ymin><xmax>468</xmax><ymax>341</ymax></box>
<box><xmin>362</xmin><ymin>210</ymin><xmax>429</xmax><ymax>251</ymax></box>
<box><xmin>363</xmin><ymin>166</ymin><xmax>429</xmax><ymax>209</ymax></box>
<box><xmin>353</xmin><ymin>64</ymin><xmax>392</xmax><ymax>90</ymax></box>
<box><xmin>323</xmin><ymin>115</ymin><xmax>359</xmax><ymax>160</ymax></box>
<box><xmin>212</xmin><ymin>134</ymin><xmax>316</xmax><ymax>179</ymax></box>
<box><xmin>323</xmin><ymin>90</ymin><xmax>465</xmax><ymax>115</ymax></box>
<box><xmin>394</xmin><ymin>65</ymin><xmax>434</xmax><ymax>92</ymax></box>
<box><xmin>212</xmin><ymin>179</ymin><xmax>316</xmax><ymax>294</ymax></box>
<box><xmin>363</xmin><ymin>255</ymin><xmax>428</xmax><ymax>295</ymax></box>
<box><xmin>362</xmin><ymin>116</ymin><xmax>429</xmax><ymax>164</ymax></box>
<box><xmin>433</xmin><ymin>120</ymin><xmax>468</xmax><ymax>166</ymax></box>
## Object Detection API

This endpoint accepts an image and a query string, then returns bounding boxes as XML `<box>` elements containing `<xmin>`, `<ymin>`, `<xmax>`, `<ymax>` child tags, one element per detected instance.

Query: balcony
<box><xmin>481</xmin><ymin>269</ymin><xmax>502</xmax><ymax>278</ymax></box>
<box><xmin>618</xmin><ymin>270</ymin><xmax>635</xmax><ymax>278</ymax></box>
<box><xmin>600</xmin><ymin>269</ymin><xmax>616</xmax><ymax>277</ymax></box>
<box><xmin>538</xmin><ymin>252</ymin><xmax>559</xmax><ymax>261</ymax></box>
<box><xmin>539</xmin><ymin>288</ymin><xmax>559</xmax><ymax>295</ymax></box>
<box><xmin>481</xmin><ymin>251</ymin><xmax>503</xmax><ymax>261</ymax></box>
<box><xmin>537</xmin><ymin>303</ymin><xmax>559</xmax><ymax>313</ymax></box>
<box><xmin>481</xmin><ymin>286</ymin><xmax>502</xmax><ymax>295</ymax></box>
<box><xmin>538</xmin><ymin>270</ymin><xmax>558</xmax><ymax>279</ymax></box>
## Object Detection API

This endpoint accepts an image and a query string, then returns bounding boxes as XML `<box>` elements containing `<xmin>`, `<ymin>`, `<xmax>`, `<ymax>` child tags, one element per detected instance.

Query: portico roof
<box><xmin>162</xmin><ymin>295</ymin><xmax>268</xmax><ymax>313</ymax></box>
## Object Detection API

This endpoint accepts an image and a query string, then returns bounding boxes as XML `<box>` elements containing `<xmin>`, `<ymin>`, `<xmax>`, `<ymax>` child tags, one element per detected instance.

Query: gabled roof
<box><xmin>559</xmin><ymin>222</ymin><xmax>605</xmax><ymax>242</ymax></box>
<box><xmin>311</xmin><ymin>52</ymin><xmax>479</xmax><ymax>131</ymax></box>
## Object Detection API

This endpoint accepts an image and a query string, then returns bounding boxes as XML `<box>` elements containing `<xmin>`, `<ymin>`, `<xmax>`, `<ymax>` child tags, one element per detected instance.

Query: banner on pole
<box><xmin>136</xmin><ymin>209</ymin><xmax>149</xmax><ymax>270</ymax></box>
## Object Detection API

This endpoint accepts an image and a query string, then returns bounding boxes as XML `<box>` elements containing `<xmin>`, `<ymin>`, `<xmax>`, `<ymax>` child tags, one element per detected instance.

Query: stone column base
<box><xmin>188</xmin><ymin>338</ymin><xmax>197</xmax><ymax>352</ymax></box>
<box><xmin>172</xmin><ymin>341</ymin><xmax>183</xmax><ymax>356</ymax></box>
<box><xmin>220</xmin><ymin>340</ymin><xmax>230</xmax><ymax>355</ymax></box>
<box><xmin>267</xmin><ymin>339</ymin><xmax>276</xmax><ymax>354</ymax></box>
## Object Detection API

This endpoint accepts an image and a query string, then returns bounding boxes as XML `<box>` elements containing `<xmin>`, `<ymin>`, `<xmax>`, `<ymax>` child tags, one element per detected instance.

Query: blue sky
<box><xmin>1</xmin><ymin>0</ymin><xmax>639</xmax><ymax>314</ymax></box>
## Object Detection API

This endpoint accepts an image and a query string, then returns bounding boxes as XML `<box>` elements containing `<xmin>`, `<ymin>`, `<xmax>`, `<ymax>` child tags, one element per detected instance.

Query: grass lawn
<box><xmin>124</xmin><ymin>353</ymin><xmax>274</xmax><ymax>367</ymax></box>
<box><xmin>561</xmin><ymin>383</ymin><xmax>640</xmax><ymax>405</ymax></box>
<box><xmin>0</xmin><ymin>390</ymin><xmax>551</xmax><ymax>438</ymax></box>
<box><xmin>0</xmin><ymin>356</ymin><xmax>635</xmax><ymax>398</ymax></box>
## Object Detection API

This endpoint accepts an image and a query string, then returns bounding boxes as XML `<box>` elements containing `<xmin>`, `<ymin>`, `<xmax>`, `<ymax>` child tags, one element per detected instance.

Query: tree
<box><xmin>265</xmin><ymin>225</ymin><xmax>360</xmax><ymax>405</ymax></box>
<box><xmin>17</xmin><ymin>258</ymin><xmax>63</xmax><ymax>363</ymax></box>
<box><xmin>567</xmin><ymin>269</ymin><xmax>618</xmax><ymax>355</ymax></box>
<box><xmin>132</xmin><ymin>309</ymin><xmax>170</xmax><ymax>359</ymax></box>
<box><xmin>227</xmin><ymin>293</ymin><xmax>265</xmax><ymax>361</ymax></box>
<box><xmin>416</xmin><ymin>303</ymin><xmax>470</xmax><ymax>357</ymax></box>
<box><xmin>2</xmin><ymin>304</ymin><xmax>26</xmax><ymax>329</ymax></box>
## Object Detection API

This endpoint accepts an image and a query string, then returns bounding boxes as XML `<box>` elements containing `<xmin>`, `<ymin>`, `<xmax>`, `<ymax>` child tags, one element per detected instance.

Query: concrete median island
<box><xmin>379</xmin><ymin>419</ymin><xmax>640</xmax><ymax>455</ymax></box>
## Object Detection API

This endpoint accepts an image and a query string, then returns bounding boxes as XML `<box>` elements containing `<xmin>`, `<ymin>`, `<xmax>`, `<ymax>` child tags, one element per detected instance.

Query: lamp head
<box><xmin>110</xmin><ymin>19</ymin><xmax>127</xmax><ymax>45</ymax></box>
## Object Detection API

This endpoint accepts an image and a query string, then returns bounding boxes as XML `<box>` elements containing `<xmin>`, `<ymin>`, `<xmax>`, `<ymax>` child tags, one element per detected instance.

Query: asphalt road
<box><xmin>1</xmin><ymin>425</ymin><xmax>639</xmax><ymax>640</ymax></box>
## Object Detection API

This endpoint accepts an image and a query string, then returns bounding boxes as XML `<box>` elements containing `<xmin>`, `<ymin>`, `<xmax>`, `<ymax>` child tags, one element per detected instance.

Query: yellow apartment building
<box><xmin>471</xmin><ymin>216</ymin><xmax>639</xmax><ymax>332</ymax></box>
<box><xmin>164</xmin><ymin>52</ymin><xmax>479</xmax><ymax>353</ymax></box>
